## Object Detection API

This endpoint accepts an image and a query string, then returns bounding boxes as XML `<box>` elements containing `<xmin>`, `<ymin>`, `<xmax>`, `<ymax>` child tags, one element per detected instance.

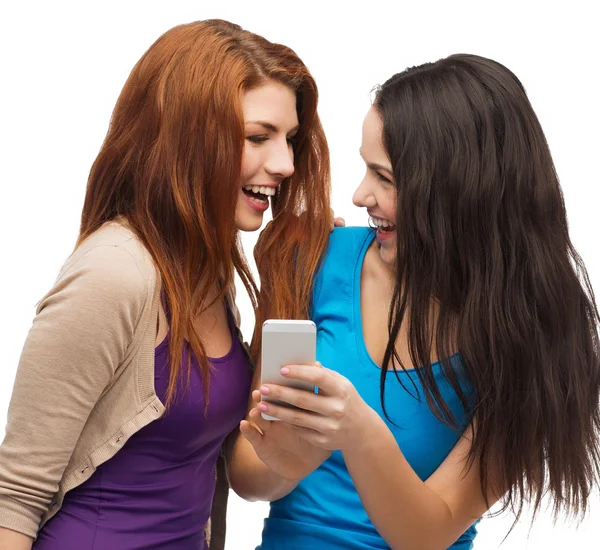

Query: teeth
<box><xmin>370</xmin><ymin>216</ymin><xmax>395</xmax><ymax>228</ymax></box>
<box><xmin>243</xmin><ymin>185</ymin><xmax>277</xmax><ymax>196</ymax></box>
<box><xmin>249</xmin><ymin>195</ymin><xmax>267</xmax><ymax>203</ymax></box>
<box><xmin>259</xmin><ymin>186</ymin><xmax>276</xmax><ymax>196</ymax></box>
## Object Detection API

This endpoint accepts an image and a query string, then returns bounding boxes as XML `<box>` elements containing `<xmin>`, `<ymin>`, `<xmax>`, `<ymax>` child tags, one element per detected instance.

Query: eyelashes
<box><xmin>375</xmin><ymin>171</ymin><xmax>392</xmax><ymax>184</ymax></box>
<box><xmin>245</xmin><ymin>135</ymin><xmax>298</xmax><ymax>147</ymax></box>
<box><xmin>246</xmin><ymin>135</ymin><xmax>268</xmax><ymax>144</ymax></box>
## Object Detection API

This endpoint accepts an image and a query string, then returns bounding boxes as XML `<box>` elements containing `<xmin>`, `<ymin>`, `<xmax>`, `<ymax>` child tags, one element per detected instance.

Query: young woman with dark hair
<box><xmin>232</xmin><ymin>54</ymin><xmax>600</xmax><ymax>550</ymax></box>
<box><xmin>0</xmin><ymin>19</ymin><xmax>331</xmax><ymax>550</ymax></box>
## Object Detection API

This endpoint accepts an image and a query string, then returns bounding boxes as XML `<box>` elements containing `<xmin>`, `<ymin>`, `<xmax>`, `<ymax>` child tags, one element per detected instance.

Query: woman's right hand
<box><xmin>239</xmin><ymin>390</ymin><xmax>331</xmax><ymax>482</ymax></box>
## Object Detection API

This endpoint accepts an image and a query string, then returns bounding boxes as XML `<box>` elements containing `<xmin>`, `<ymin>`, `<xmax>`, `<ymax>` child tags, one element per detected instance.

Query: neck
<box><xmin>370</xmin><ymin>241</ymin><xmax>396</xmax><ymax>284</ymax></box>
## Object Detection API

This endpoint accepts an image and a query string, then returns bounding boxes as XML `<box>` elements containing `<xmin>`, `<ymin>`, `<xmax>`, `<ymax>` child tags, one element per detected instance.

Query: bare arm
<box><xmin>222</xmin><ymin>287</ymin><xmax>296</xmax><ymax>501</ymax></box>
<box><xmin>0</xmin><ymin>527</ymin><xmax>33</xmax><ymax>550</ymax></box>
<box><xmin>227</xmin><ymin>429</ymin><xmax>300</xmax><ymax>502</ymax></box>
<box><xmin>227</xmin><ymin>213</ymin><xmax>344</xmax><ymax>499</ymax></box>
<box><xmin>343</xmin><ymin>419</ymin><xmax>495</xmax><ymax>550</ymax></box>
<box><xmin>226</xmin><ymin>364</ymin><xmax>302</xmax><ymax>502</ymax></box>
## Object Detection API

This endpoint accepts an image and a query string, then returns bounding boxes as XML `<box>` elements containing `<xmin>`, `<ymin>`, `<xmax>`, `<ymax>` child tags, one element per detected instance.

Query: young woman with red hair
<box><xmin>0</xmin><ymin>19</ymin><xmax>331</xmax><ymax>550</ymax></box>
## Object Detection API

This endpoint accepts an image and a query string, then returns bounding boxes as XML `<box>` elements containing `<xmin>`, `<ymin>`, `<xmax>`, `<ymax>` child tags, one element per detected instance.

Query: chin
<box><xmin>378</xmin><ymin>244</ymin><xmax>396</xmax><ymax>268</ymax></box>
<box><xmin>235</xmin><ymin>214</ymin><xmax>264</xmax><ymax>232</ymax></box>
<box><xmin>381</xmin><ymin>254</ymin><xmax>396</xmax><ymax>269</ymax></box>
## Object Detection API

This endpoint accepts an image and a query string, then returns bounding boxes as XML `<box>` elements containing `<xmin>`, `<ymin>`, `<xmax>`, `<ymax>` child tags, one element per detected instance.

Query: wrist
<box><xmin>262</xmin><ymin>468</ymin><xmax>301</xmax><ymax>500</ymax></box>
<box><xmin>342</xmin><ymin>404</ymin><xmax>384</xmax><ymax>455</ymax></box>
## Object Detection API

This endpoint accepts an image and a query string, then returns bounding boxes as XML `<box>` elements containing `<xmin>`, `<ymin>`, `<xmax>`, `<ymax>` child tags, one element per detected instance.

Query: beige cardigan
<box><xmin>0</xmin><ymin>221</ymin><xmax>241</xmax><ymax>549</ymax></box>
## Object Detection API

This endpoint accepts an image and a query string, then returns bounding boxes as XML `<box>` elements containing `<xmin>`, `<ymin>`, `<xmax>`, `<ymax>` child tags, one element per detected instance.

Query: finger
<box><xmin>240</xmin><ymin>419</ymin><xmax>264</xmax><ymax>443</ymax></box>
<box><xmin>313</xmin><ymin>361</ymin><xmax>325</xmax><ymax>394</ymax></box>
<box><xmin>248</xmin><ymin>406</ymin><xmax>272</xmax><ymax>432</ymax></box>
<box><xmin>334</xmin><ymin>217</ymin><xmax>346</xmax><ymax>227</ymax></box>
<box><xmin>246</xmin><ymin>417</ymin><xmax>265</xmax><ymax>436</ymax></box>
<box><xmin>259</xmin><ymin>384</ymin><xmax>330</xmax><ymax>415</ymax></box>
<box><xmin>251</xmin><ymin>389</ymin><xmax>261</xmax><ymax>404</ymax></box>
<box><xmin>281</xmin><ymin>363</ymin><xmax>337</xmax><ymax>394</ymax></box>
<box><xmin>258</xmin><ymin>401</ymin><xmax>324</xmax><ymax>431</ymax></box>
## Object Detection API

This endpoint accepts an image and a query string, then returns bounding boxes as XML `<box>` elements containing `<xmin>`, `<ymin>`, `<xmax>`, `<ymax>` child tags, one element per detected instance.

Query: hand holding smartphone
<box><xmin>260</xmin><ymin>319</ymin><xmax>316</xmax><ymax>421</ymax></box>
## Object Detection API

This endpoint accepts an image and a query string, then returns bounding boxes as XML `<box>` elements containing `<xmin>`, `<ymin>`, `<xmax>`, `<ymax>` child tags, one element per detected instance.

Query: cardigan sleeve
<box><xmin>0</xmin><ymin>244</ymin><xmax>147</xmax><ymax>538</ymax></box>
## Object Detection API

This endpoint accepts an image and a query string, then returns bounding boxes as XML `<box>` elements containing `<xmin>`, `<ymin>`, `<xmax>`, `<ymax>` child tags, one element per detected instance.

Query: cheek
<box><xmin>377</xmin><ymin>188</ymin><xmax>396</xmax><ymax>220</ymax></box>
<box><xmin>240</xmin><ymin>147</ymin><xmax>260</xmax><ymax>183</ymax></box>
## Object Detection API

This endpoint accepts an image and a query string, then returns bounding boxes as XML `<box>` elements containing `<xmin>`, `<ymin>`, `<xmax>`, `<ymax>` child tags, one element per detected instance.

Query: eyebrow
<box><xmin>359</xmin><ymin>148</ymin><xmax>393</xmax><ymax>176</ymax></box>
<box><xmin>246</xmin><ymin>121</ymin><xmax>300</xmax><ymax>134</ymax></box>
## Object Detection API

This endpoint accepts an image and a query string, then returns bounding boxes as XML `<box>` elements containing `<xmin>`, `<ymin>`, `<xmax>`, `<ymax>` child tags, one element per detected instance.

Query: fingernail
<box><xmin>260</xmin><ymin>386</ymin><xmax>270</xmax><ymax>395</ymax></box>
<box><xmin>258</xmin><ymin>403</ymin><xmax>268</xmax><ymax>411</ymax></box>
<box><xmin>280</xmin><ymin>367</ymin><xmax>290</xmax><ymax>375</ymax></box>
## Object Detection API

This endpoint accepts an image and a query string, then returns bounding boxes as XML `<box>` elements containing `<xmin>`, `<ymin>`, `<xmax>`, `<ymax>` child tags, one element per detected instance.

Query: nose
<box><xmin>353</xmin><ymin>174</ymin><xmax>376</xmax><ymax>208</ymax></box>
<box><xmin>265</xmin><ymin>138</ymin><xmax>295</xmax><ymax>179</ymax></box>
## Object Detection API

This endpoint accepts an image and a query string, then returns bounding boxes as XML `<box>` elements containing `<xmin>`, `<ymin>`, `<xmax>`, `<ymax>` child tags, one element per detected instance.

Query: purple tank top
<box><xmin>34</xmin><ymin>305</ymin><xmax>253</xmax><ymax>550</ymax></box>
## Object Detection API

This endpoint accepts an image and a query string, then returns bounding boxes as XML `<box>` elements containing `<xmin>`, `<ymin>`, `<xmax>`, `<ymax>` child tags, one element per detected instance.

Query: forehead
<box><xmin>361</xmin><ymin>107</ymin><xmax>389</xmax><ymax>163</ymax></box>
<box><xmin>242</xmin><ymin>81</ymin><xmax>298</xmax><ymax>128</ymax></box>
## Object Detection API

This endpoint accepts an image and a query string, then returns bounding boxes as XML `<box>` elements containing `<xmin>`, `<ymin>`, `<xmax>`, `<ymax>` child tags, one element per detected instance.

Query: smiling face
<box><xmin>353</xmin><ymin>107</ymin><xmax>397</xmax><ymax>267</ymax></box>
<box><xmin>235</xmin><ymin>80</ymin><xmax>299</xmax><ymax>232</ymax></box>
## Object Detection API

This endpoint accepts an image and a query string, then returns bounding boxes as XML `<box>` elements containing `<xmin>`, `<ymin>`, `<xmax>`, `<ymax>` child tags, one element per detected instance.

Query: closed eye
<box><xmin>374</xmin><ymin>170</ymin><xmax>392</xmax><ymax>184</ymax></box>
<box><xmin>246</xmin><ymin>135</ymin><xmax>269</xmax><ymax>144</ymax></box>
<box><xmin>360</xmin><ymin>149</ymin><xmax>394</xmax><ymax>184</ymax></box>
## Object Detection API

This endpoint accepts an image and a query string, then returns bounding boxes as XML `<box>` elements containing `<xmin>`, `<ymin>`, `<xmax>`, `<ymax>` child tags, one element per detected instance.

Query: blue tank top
<box><xmin>259</xmin><ymin>227</ymin><xmax>479</xmax><ymax>550</ymax></box>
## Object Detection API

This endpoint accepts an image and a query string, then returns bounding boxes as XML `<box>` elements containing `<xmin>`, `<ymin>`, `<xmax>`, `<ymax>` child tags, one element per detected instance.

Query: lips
<box><xmin>241</xmin><ymin>188</ymin><xmax>270</xmax><ymax>212</ymax></box>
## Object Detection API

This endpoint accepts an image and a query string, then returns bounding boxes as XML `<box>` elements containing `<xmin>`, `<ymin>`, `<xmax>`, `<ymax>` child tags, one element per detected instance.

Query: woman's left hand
<box><xmin>256</xmin><ymin>362</ymin><xmax>380</xmax><ymax>453</ymax></box>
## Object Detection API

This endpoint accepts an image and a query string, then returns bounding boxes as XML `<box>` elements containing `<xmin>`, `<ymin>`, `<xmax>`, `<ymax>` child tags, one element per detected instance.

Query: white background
<box><xmin>1</xmin><ymin>1</ymin><xmax>598</xmax><ymax>548</ymax></box>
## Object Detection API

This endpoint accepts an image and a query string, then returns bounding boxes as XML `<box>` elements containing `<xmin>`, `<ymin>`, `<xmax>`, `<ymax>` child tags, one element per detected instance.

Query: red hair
<box><xmin>78</xmin><ymin>20</ymin><xmax>331</xmax><ymax>403</ymax></box>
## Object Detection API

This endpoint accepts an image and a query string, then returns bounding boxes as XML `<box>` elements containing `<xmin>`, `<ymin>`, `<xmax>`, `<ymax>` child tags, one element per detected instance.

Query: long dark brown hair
<box><xmin>374</xmin><ymin>54</ymin><xmax>600</xmax><ymax>521</ymax></box>
<box><xmin>78</xmin><ymin>19</ymin><xmax>331</xmax><ymax>404</ymax></box>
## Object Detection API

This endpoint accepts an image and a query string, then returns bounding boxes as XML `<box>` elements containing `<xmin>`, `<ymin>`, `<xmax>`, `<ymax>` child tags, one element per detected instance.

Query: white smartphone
<box><xmin>260</xmin><ymin>319</ymin><xmax>317</xmax><ymax>421</ymax></box>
